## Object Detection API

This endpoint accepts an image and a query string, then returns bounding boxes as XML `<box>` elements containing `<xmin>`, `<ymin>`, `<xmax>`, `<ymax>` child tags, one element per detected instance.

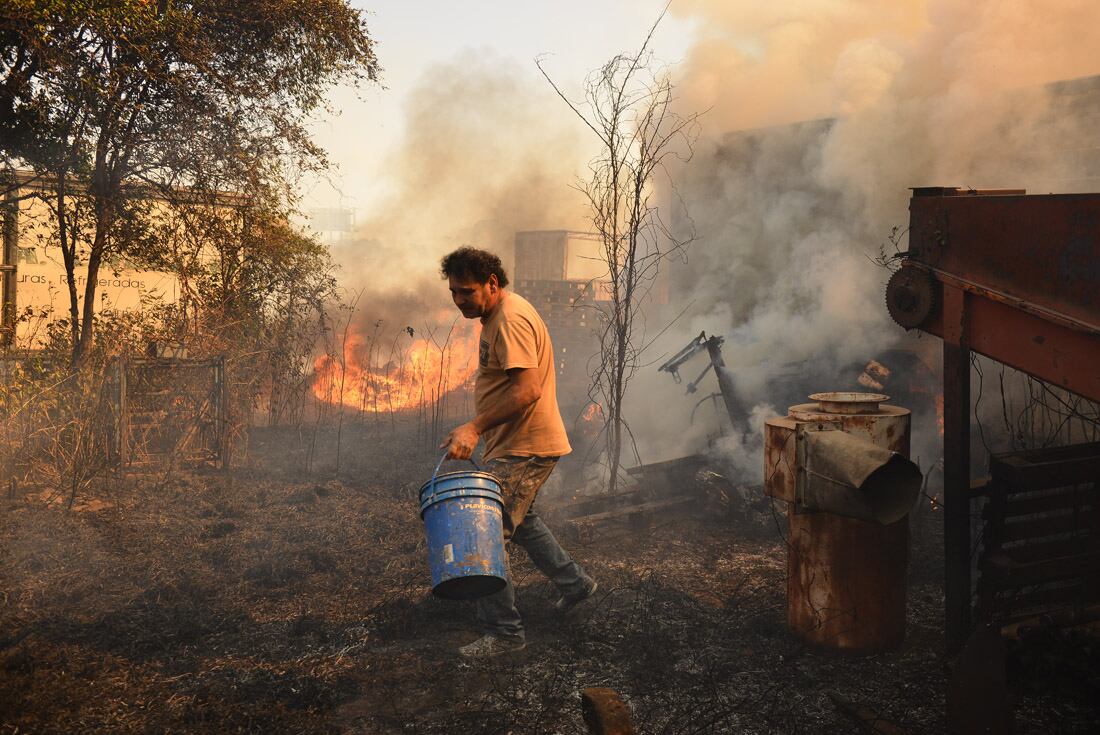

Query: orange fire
<box><xmin>935</xmin><ymin>393</ymin><xmax>945</xmax><ymax>436</ymax></box>
<box><xmin>312</xmin><ymin>324</ymin><xmax>479</xmax><ymax>411</ymax></box>
<box><xmin>582</xmin><ymin>402</ymin><xmax>603</xmax><ymax>422</ymax></box>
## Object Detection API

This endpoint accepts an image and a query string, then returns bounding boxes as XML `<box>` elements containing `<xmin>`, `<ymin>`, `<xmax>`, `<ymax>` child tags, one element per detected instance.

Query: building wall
<box><xmin>514</xmin><ymin>230</ymin><xmax>607</xmax><ymax>282</ymax></box>
<box><xmin>1046</xmin><ymin>74</ymin><xmax>1100</xmax><ymax>192</ymax></box>
<box><xmin>513</xmin><ymin>230</ymin><xmax>607</xmax><ymax>411</ymax></box>
<box><xmin>0</xmin><ymin>176</ymin><xmax>223</xmax><ymax>347</ymax></box>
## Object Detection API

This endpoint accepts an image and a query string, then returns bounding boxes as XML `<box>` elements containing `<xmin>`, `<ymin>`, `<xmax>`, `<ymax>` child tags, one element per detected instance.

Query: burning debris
<box><xmin>310</xmin><ymin>323</ymin><xmax>479</xmax><ymax>412</ymax></box>
<box><xmin>562</xmin><ymin>454</ymin><xmax>712</xmax><ymax>541</ymax></box>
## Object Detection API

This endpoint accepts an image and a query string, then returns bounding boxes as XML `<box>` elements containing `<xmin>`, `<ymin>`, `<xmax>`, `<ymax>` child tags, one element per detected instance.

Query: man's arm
<box><xmin>442</xmin><ymin>367</ymin><xmax>541</xmax><ymax>460</ymax></box>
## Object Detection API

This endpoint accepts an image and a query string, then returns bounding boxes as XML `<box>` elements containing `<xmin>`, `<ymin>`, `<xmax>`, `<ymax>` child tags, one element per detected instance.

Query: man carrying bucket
<box><xmin>440</xmin><ymin>246</ymin><xmax>598</xmax><ymax>658</ymax></box>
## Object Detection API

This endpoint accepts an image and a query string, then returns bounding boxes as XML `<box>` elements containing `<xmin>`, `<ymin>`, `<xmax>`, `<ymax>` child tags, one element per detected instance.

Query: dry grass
<box><xmin>0</xmin><ymin>422</ymin><xmax>1096</xmax><ymax>733</ymax></box>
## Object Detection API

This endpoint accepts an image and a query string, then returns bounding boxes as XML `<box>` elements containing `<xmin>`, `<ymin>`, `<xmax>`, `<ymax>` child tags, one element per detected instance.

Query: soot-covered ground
<box><xmin>1</xmin><ymin>423</ymin><xmax>1096</xmax><ymax>733</ymax></box>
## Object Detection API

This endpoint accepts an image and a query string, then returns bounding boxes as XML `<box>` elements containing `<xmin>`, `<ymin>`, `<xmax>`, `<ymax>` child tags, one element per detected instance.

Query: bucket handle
<box><xmin>430</xmin><ymin>451</ymin><xmax>482</xmax><ymax>493</ymax></box>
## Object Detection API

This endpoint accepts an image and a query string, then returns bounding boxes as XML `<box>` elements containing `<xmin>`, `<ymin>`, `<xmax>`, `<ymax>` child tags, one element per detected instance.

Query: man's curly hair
<box><xmin>440</xmin><ymin>247</ymin><xmax>509</xmax><ymax>288</ymax></box>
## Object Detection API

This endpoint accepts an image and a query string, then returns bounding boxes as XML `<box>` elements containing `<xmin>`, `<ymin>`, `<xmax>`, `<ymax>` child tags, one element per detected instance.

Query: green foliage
<box><xmin>0</xmin><ymin>1</ymin><xmax>372</xmax><ymax>498</ymax></box>
<box><xmin>0</xmin><ymin>0</ymin><xmax>379</xmax><ymax>361</ymax></box>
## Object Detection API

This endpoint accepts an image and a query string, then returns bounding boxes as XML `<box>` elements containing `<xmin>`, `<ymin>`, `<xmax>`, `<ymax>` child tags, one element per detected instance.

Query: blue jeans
<box><xmin>477</xmin><ymin>456</ymin><xmax>593</xmax><ymax>642</ymax></box>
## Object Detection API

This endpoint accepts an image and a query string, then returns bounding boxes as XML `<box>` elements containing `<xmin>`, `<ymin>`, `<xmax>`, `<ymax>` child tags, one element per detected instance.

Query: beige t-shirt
<box><xmin>476</xmin><ymin>291</ymin><xmax>572</xmax><ymax>461</ymax></box>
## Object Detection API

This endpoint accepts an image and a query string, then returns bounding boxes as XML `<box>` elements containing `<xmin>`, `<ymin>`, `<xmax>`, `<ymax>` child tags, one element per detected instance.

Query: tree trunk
<box><xmin>73</xmin><ymin>198</ymin><xmax>110</xmax><ymax>366</ymax></box>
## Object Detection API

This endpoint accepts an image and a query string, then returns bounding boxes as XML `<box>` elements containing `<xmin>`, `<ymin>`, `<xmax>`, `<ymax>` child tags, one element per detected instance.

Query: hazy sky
<box><xmin>303</xmin><ymin>1</ymin><xmax>697</xmax><ymax>216</ymax></box>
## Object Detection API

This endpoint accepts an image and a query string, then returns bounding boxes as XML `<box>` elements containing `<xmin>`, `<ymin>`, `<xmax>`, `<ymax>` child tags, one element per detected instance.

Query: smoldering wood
<box><xmin>582</xmin><ymin>687</ymin><xmax>636</xmax><ymax>735</ymax></box>
<box><xmin>562</xmin><ymin>454</ymin><xmax>732</xmax><ymax>540</ymax></box>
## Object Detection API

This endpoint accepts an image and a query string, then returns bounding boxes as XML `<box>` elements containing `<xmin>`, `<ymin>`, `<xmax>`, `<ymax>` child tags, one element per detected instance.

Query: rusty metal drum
<box><xmin>765</xmin><ymin>392</ymin><xmax>913</xmax><ymax>653</ymax></box>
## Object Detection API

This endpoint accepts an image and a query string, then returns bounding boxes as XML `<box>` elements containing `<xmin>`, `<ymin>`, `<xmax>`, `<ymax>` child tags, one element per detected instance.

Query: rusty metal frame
<box><xmin>896</xmin><ymin>188</ymin><xmax>1100</xmax><ymax>651</ymax></box>
<box><xmin>112</xmin><ymin>355</ymin><xmax>229</xmax><ymax>469</ymax></box>
<box><xmin>919</xmin><ymin>273</ymin><xmax>1100</xmax><ymax>402</ymax></box>
<box><xmin>941</xmin><ymin>283</ymin><xmax>973</xmax><ymax>648</ymax></box>
<box><xmin>975</xmin><ymin>442</ymin><xmax>1100</xmax><ymax>624</ymax></box>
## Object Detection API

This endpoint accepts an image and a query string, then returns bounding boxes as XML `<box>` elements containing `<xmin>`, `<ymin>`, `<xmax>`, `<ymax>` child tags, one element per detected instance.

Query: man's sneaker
<box><xmin>458</xmin><ymin>634</ymin><xmax>526</xmax><ymax>658</ymax></box>
<box><xmin>554</xmin><ymin>581</ymin><xmax>599</xmax><ymax>613</ymax></box>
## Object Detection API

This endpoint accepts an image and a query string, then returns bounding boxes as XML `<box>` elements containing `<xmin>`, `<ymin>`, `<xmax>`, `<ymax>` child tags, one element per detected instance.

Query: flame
<box><xmin>311</xmin><ymin>324</ymin><xmax>479</xmax><ymax>411</ymax></box>
<box><xmin>935</xmin><ymin>393</ymin><xmax>944</xmax><ymax>437</ymax></box>
<box><xmin>582</xmin><ymin>402</ymin><xmax>603</xmax><ymax>422</ymax></box>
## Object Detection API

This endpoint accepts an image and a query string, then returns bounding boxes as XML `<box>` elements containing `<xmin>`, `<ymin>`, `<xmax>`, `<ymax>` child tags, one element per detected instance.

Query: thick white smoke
<box><xmin>622</xmin><ymin>0</ymin><xmax>1100</xmax><ymax>480</ymax></box>
<box><xmin>326</xmin><ymin>4</ymin><xmax>1099</xmax><ymax>484</ymax></box>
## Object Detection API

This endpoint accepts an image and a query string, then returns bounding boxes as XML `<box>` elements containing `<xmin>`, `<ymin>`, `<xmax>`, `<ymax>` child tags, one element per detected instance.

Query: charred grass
<box><xmin>0</xmin><ymin>423</ymin><xmax>1096</xmax><ymax>733</ymax></box>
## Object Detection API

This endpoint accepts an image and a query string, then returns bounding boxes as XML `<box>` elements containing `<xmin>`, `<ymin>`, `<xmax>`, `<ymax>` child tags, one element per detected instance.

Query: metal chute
<box><xmin>797</xmin><ymin>425</ymin><xmax>922</xmax><ymax>524</ymax></box>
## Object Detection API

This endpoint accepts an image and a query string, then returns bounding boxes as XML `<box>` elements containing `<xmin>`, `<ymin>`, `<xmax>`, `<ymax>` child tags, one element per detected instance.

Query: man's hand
<box><xmin>441</xmin><ymin>421</ymin><xmax>481</xmax><ymax>460</ymax></box>
<box><xmin>441</xmin><ymin>368</ymin><xmax>538</xmax><ymax>461</ymax></box>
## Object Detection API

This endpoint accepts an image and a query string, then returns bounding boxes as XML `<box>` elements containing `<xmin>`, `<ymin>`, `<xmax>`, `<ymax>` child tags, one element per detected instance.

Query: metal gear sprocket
<box><xmin>885</xmin><ymin>265</ymin><xmax>937</xmax><ymax>329</ymax></box>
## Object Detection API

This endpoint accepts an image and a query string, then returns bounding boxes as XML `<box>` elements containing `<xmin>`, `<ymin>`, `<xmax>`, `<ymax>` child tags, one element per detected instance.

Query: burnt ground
<box><xmin>1</xmin><ymin>422</ymin><xmax>1097</xmax><ymax>734</ymax></box>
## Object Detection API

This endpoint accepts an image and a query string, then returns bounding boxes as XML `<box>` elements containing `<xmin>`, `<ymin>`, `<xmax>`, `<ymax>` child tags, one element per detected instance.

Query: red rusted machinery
<box><xmin>886</xmin><ymin>187</ymin><xmax>1100</xmax><ymax>651</ymax></box>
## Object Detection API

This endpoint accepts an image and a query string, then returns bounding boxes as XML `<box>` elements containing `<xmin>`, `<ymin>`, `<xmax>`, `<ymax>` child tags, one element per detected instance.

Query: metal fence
<box><xmin>110</xmin><ymin>356</ymin><xmax>228</xmax><ymax>469</ymax></box>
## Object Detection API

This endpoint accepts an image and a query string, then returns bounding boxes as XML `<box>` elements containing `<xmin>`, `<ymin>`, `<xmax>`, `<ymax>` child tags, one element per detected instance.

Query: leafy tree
<box><xmin>0</xmin><ymin>0</ymin><xmax>378</xmax><ymax>364</ymax></box>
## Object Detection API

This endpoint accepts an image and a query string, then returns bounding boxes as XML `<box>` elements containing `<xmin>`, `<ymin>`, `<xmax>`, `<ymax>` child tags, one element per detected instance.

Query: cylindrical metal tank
<box><xmin>765</xmin><ymin>392</ymin><xmax>913</xmax><ymax>653</ymax></box>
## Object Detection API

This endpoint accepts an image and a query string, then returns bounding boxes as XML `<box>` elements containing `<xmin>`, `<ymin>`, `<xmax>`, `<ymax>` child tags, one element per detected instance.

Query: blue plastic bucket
<box><xmin>418</xmin><ymin>467</ymin><xmax>508</xmax><ymax>600</ymax></box>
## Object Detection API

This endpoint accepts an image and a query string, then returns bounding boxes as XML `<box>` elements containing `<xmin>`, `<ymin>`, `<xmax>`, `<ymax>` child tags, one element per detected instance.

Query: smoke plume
<box><xmin>624</xmin><ymin>0</ymin><xmax>1100</xmax><ymax>476</ymax></box>
<box><xmin>321</xmin><ymin>4</ymin><xmax>1099</xmax><ymax>482</ymax></box>
<box><xmin>336</xmin><ymin>51</ymin><xmax>590</xmax><ymax>317</ymax></box>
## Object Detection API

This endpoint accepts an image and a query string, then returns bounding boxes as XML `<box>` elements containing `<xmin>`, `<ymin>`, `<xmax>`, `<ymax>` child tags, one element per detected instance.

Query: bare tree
<box><xmin>539</xmin><ymin>12</ymin><xmax>699</xmax><ymax>492</ymax></box>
